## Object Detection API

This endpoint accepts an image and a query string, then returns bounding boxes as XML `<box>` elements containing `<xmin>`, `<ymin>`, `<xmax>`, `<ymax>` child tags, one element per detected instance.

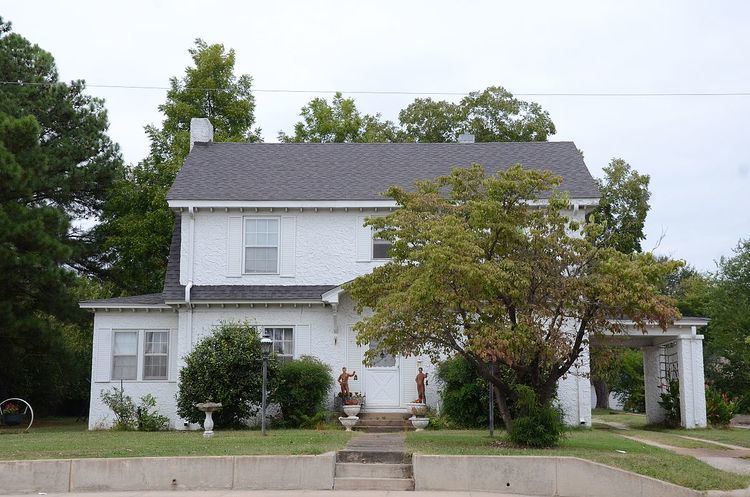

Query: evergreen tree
<box><xmin>0</xmin><ymin>18</ymin><xmax>120</xmax><ymax>411</ymax></box>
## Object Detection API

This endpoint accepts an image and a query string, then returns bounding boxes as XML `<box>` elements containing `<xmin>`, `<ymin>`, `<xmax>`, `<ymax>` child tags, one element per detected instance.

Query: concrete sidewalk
<box><xmin>3</xmin><ymin>492</ymin><xmax>534</xmax><ymax>497</ymax></box>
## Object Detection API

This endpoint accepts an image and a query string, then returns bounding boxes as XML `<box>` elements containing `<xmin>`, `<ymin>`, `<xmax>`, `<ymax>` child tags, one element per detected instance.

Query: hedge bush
<box><xmin>508</xmin><ymin>385</ymin><xmax>565</xmax><ymax>448</ymax></box>
<box><xmin>706</xmin><ymin>387</ymin><xmax>739</xmax><ymax>427</ymax></box>
<box><xmin>276</xmin><ymin>356</ymin><xmax>333</xmax><ymax>427</ymax></box>
<box><xmin>176</xmin><ymin>321</ymin><xmax>278</xmax><ymax>428</ymax></box>
<box><xmin>437</xmin><ymin>356</ymin><xmax>488</xmax><ymax>427</ymax></box>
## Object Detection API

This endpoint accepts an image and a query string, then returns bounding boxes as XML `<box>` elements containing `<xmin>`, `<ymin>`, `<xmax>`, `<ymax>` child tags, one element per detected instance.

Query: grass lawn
<box><xmin>0</xmin><ymin>418</ymin><xmax>350</xmax><ymax>460</ymax></box>
<box><xmin>406</xmin><ymin>429</ymin><xmax>750</xmax><ymax>491</ymax></box>
<box><xmin>593</xmin><ymin>409</ymin><xmax>750</xmax><ymax>448</ymax></box>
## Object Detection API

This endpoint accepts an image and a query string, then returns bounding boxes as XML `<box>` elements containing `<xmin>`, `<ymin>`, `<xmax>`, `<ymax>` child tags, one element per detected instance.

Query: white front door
<box><xmin>364</xmin><ymin>343</ymin><xmax>400</xmax><ymax>408</ymax></box>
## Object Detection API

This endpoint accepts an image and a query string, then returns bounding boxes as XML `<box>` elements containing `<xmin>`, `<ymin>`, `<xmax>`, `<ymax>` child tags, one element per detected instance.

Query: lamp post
<box><xmin>489</xmin><ymin>363</ymin><xmax>495</xmax><ymax>437</ymax></box>
<box><xmin>260</xmin><ymin>331</ymin><xmax>272</xmax><ymax>436</ymax></box>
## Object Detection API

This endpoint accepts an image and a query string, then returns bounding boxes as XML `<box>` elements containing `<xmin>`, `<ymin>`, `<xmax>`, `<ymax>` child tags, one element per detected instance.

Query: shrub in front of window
<box><xmin>100</xmin><ymin>386</ymin><xmax>138</xmax><ymax>430</ymax></box>
<box><xmin>100</xmin><ymin>387</ymin><xmax>169</xmax><ymax>431</ymax></box>
<box><xmin>137</xmin><ymin>394</ymin><xmax>170</xmax><ymax>431</ymax></box>
<box><xmin>176</xmin><ymin>321</ymin><xmax>278</xmax><ymax>428</ymax></box>
<box><xmin>276</xmin><ymin>355</ymin><xmax>334</xmax><ymax>428</ymax></box>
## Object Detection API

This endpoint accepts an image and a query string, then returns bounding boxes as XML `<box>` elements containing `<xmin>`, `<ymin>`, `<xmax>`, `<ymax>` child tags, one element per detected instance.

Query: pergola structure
<box><xmin>592</xmin><ymin>317</ymin><xmax>709</xmax><ymax>428</ymax></box>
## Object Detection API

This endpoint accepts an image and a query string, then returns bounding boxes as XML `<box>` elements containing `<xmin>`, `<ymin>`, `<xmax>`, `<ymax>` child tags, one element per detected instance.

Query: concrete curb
<box><xmin>413</xmin><ymin>454</ymin><xmax>704</xmax><ymax>497</ymax></box>
<box><xmin>0</xmin><ymin>453</ymin><xmax>335</xmax><ymax>494</ymax></box>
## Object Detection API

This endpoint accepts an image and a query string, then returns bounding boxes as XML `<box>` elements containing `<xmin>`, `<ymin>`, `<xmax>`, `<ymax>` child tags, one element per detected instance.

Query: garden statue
<box><xmin>415</xmin><ymin>367</ymin><xmax>428</xmax><ymax>403</ymax></box>
<box><xmin>338</xmin><ymin>367</ymin><xmax>356</xmax><ymax>396</ymax></box>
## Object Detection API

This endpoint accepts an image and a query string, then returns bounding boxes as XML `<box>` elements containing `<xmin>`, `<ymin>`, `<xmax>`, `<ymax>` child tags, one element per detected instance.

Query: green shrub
<box><xmin>437</xmin><ymin>356</ymin><xmax>488</xmax><ymax>427</ymax></box>
<box><xmin>658</xmin><ymin>379</ymin><xmax>681</xmax><ymax>428</ymax></box>
<box><xmin>276</xmin><ymin>356</ymin><xmax>333</xmax><ymax>427</ymax></box>
<box><xmin>136</xmin><ymin>394</ymin><xmax>169</xmax><ymax>431</ymax></box>
<box><xmin>508</xmin><ymin>385</ymin><xmax>565</xmax><ymax>448</ymax></box>
<box><xmin>100</xmin><ymin>387</ymin><xmax>169</xmax><ymax>431</ymax></box>
<box><xmin>706</xmin><ymin>388</ymin><xmax>739</xmax><ymax>427</ymax></box>
<box><xmin>176</xmin><ymin>321</ymin><xmax>278</xmax><ymax>428</ymax></box>
<box><xmin>100</xmin><ymin>386</ymin><xmax>137</xmax><ymax>430</ymax></box>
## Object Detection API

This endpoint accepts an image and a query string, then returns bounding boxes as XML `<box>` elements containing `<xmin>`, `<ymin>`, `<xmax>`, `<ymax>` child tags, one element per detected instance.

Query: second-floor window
<box><xmin>372</xmin><ymin>237</ymin><xmax>392</xmax><ymax>259</ymax></box>
<box><xmin>244</xmin><ymin>218</ymin><xmax>279</xmax><ymax>274</ymax></box>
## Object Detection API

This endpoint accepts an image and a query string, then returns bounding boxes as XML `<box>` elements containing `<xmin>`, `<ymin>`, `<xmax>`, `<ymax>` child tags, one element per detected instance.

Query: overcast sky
<box><xmin>5</xmin><ymin>0</ymin><xmax>749</xmax><ymax>271</ymax></box>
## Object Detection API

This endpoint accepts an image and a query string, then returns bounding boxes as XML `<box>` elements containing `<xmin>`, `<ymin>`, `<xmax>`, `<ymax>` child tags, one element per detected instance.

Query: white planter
<box><xmin>409</xmin><ymin>416</ymin><xmax>429</xmax><ymax>431</ymax></box>
<box><xmin>343</xmin><ymin>404</ymin><xmax>361</xmax><ymax>417</ymax></box>
<box><xmin>339</xmin><ymin>416</ymin><xmax>359</xmax><ymax>432</ymax></box>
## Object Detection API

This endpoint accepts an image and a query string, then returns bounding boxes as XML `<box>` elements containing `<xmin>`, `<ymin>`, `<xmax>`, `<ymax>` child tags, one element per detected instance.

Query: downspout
<box><xmin>185</xmin><ymin>206</ymin><xmax>196</xmax><ymax>346</ymax></box>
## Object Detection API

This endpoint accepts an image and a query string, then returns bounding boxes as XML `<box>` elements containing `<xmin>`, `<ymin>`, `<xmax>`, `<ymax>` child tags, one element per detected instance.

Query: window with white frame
<box><xmin>143</xmin><ymin>330</ymin><xmax>169</xmax><ymax>380</ymax></box>
<box><xmin>244</xmin><ymin>218</ymin><xmax>279</xmax><ymax>274</ymax></box>
<box><xmin>372</xmin><ymin>237</ymin><xmax>392</xmax><ymax>259</ymax></box>
<box><xmin>265</xmin><ymin>327</ymin><xmax>294</xmax><ymax>362</ymax></box>
<box><xmin>112</xmin><ymin>331</ymin><xmax>138</xmax><ymax>380</ymax></box>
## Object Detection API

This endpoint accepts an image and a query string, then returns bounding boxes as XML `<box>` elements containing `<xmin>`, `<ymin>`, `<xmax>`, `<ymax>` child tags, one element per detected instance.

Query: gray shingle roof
<box><xmin>167</xmin><ymin>142</ymin><xmax>599</xmax><ymax>201</ymax></box>
<box><xmin>80</xmin><ymin>293</ymin><xmax>166</xmax><ymax>306</ymax></box>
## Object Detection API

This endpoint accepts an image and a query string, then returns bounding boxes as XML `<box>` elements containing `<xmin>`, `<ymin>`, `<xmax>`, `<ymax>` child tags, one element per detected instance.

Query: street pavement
<box><xmin>4</xmin><ymin>491</ymin><xmax>538</xmax><ymax>497</ymax></box>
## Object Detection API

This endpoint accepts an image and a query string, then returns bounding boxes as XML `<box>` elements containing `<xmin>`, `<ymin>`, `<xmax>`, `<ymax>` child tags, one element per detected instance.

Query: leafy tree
<box><xmin>397</xmin><ymin>98</ymin><xmax>462</xmax><ymax>143</ymax></box>
<box><xmin>702</xmin><ymin>240</ymin><xmax>750</xmax><ymax>412</ymax></box>
<box><xmin>279</xmin><ymin>92</ymin><xmax>397</xmax><ymax>143</ymax></box>
<box><xmin>609</xmin><ymin>349</ymin><xmax>645</xmax><ymax>412</ymax></box>
<box><xmin>345</xmin><ymin>164</ymin><xmax>680</xmax><ymax>432</ymax></box>
<box><xmin>590</xmin><ymin>158</ymin><xmax>651</xmax><ymax>407</ymax></box>
<box><xmin>594</xmin><ymin>158</ymin><xmax>651</xmax><ymax>253</ymax></box>
<box><xmin>398</xmin><ymin>86</ymin><xmax>556</xmax><ymax>142</ymax></box>
<box><xmin>98</xmin><ymin>39</ymin><xmax>260</xmax><ymax>295</ymax></box>
<box><xmin>0</xmin><ymin>18</ymin><xmax>120</xmax><ymax>412</ymax></box>
<box><xmin>176</xmin><ymin>322</ymin><xmax>278</xmax><ymax>428</ymax></box>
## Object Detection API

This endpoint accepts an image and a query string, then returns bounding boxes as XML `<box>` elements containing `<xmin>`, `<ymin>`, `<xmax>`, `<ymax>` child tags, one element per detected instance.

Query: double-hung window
<box><xmin>265</xmin><ymin>327</ymin><xmax>294</xmax><ymax>362</ymax></box>
<box><xmin>111</xmin><ymin>329</ymin><xmax>170</xmax><ymax>381</ymax></box>
<box><xmin>244</xmin><ymin>218</ymin><xmax>279</xmax><ymax>274</ymax></box>
<box><xmin>143</xmin><ymin>331</ymin><xmax>169</xmax><ymax>380</ymax></box>
<box><xmin>372</xmin><ymin>237</ymin><xmax>392</xmax><ymax>259</ymax></box>
<box><xmin>112</xmin><ymin>331</ymin><xmax>138</xmax><ymax>380</ymax></box>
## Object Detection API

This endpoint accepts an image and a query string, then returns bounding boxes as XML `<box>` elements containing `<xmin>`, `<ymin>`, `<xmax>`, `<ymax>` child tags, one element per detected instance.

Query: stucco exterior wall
<box><xmin>185</xmin><ymin>209</ymin><xmax>387</xmax><ymax>286</ymax></box>
<box><xmin>88</xmin><ymin>311</ymin><xmax>180</xmax><ymax>430</ymax></box>
<box><xmin>88</xmin><ymin>298</ymin><xmax>588</xmax><ymax>428</ymax></box>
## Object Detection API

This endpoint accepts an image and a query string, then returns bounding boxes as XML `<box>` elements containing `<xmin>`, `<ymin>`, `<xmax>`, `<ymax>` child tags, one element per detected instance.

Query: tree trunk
<box><xmin>493</xmin><ymin>385</ymin><xmax>514</xmax><ymax>430</ymax></box>
<box><xmin>593</xmin><ymin>378</ymin><xmax>610</xmax><ymax>409</ymax></box>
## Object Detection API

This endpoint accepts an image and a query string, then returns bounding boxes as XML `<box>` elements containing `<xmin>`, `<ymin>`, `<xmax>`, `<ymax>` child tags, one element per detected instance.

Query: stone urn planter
<box><xmin>338</xmin><ymin>416</ymin><xmax>359</xmax><ymax>432</ymax></box>
<box><xmin>342</xmin><ymin>404</ymin><xmax>361</xmax><ymax>417</ymax></box>
<box><xmin>409</xmin><ymin>416</ymin><xmax>429</xmax><ymax>431</ymax></box>
<box><xmin>195</xmin><ymin>402</ymin><xmax>222</xmax><ymax>438</ymax></box>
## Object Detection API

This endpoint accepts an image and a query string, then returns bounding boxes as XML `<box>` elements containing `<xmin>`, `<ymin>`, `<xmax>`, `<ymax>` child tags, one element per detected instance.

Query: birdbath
<box><xmin>195</xmin><ymin>402</ymin><xmax>222</xmax><ymax>438</ymax></box>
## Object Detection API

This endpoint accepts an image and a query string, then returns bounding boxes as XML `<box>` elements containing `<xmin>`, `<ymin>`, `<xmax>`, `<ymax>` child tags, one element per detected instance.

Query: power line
<box><xmin>1</xmin><ymin>80</ymin><xmax>749</xmax><ymax>97</ymax></box>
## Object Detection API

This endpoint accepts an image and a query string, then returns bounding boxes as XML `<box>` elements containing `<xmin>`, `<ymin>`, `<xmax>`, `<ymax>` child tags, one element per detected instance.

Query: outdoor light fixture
<box><xmin>260</xmin><ymin>330</ymin><xmax>272</xmax><ymax>436</ymax></box>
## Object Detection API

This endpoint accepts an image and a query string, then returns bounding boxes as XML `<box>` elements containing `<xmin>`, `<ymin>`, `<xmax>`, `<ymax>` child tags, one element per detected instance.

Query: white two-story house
<box><xmin>81</xmin><ymin>118</ymin><xmax>606</xmax><ymax>430</ymax></box>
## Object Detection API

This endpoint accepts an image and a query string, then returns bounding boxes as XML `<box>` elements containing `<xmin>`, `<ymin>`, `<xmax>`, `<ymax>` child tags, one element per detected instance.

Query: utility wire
<box><xmin>1</xmin><ymin>80</ymin><xmax>749</xmax><ymax>97</ymax></box>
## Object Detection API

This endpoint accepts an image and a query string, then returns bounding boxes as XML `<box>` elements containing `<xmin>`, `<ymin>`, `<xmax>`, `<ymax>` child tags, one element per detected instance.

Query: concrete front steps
<box><xmin>334</xmin><ymin>433</ymin><xmax>414</xmax><ymax>491</ymax></box>
<box><xmin>334</xmin><ymin>451</ymin><xmax>414</xmax><ymax>490</ymax></box>
<box><xmin>354</xmin><ymin>412</ymin><xmax>414</xmax><ymax>433</ymax></box>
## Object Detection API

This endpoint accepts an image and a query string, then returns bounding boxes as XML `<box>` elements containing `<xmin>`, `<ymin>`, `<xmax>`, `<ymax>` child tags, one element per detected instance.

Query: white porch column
<box><xmin>643</xmin><ymin>346</ymin><xmax>665</xmax><ymax>425</ymax></box>
<box><xmin>676</xmin><ymin>335</ymin><xmax>707</xmax><ymax>428</ymax></box>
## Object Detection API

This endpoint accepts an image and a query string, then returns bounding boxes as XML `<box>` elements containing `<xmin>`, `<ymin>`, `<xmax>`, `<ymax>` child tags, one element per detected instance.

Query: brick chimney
<box><xmin>190</xmin><ymin>118</ymin><xmax>214</xmax><ymax>150</ymax></box>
